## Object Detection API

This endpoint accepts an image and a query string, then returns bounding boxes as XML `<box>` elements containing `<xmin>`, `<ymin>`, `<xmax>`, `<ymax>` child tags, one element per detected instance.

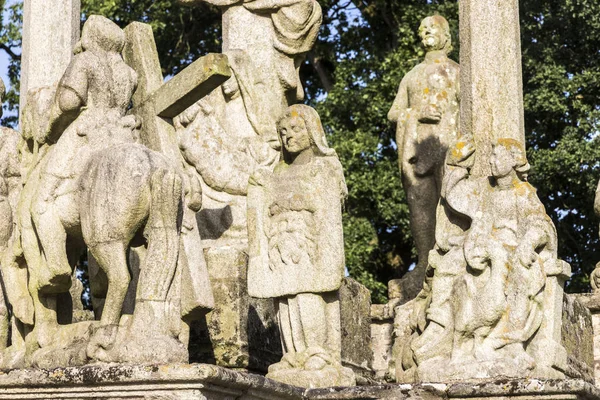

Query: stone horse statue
<box><xmin>18</xmin><ymin>15</ymin><xmax>205</xmax><ymax>367</ymax></box>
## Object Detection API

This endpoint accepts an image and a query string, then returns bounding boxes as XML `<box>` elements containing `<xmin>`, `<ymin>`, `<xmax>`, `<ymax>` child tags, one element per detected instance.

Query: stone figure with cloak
<box><xmin>247</xmin><ymin>104</ymin><xmax>355</xmax><ymax>388</ymax></box>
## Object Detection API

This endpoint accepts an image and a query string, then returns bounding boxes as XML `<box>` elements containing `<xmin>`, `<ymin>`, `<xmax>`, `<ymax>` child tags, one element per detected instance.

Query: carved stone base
<box><xmin>267</xmin><ymin>365</ymin><xmax>356</xmax><ymax>389</ymax></box>
<box><xmin>0</xmin><ymin>366</ymin><xmax>596</xmax><ymax>400</ymax></box>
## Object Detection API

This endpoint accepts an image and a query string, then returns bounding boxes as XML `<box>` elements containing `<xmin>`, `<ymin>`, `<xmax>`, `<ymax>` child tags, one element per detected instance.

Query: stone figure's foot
<box><xmin>0</xmin><ymin>346</ymin><xmax>27</xmax><ymax>370</ymax></box>
<box><xmin>412</xmin><ymin>321</ymin><xmax>451</xmax><ymax>364</ymax></box>
<box><xmin>268</xmin><ymin>352</ymin><xmax>299</xmax><ymax>373</ymax></box>
<box><xmin>30</xmin><ymin>321</ymin><xmax>96</xmax><ymax>369</ymax></box>
<box><xmin>266</xmin><ymin>347</ymin><xmax>356</xmax><ymax>388</ymax></box>
<box><xmin>86</xmin><ymin>324</ymin><xmax>118</xmax><ymax>362</ymax></box>
<box><xmin>89</xmin><ymin>330</ymin><xmax>188</xmax><ymax>365</ymax></box>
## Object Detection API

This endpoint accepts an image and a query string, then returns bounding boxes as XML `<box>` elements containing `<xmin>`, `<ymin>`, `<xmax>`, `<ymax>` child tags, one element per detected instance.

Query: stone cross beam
<box><xmin>460</xmin><ymin>0</ymin><xmax>525</xmax><ymax>177</ymax></box>
<box><xmin>20</xmin><ymin>0</ymin><xmax>80</xmax><ymax>124</ymax></box>
<box><xmin>122</xmin><ymin>22</ymin><xmax>230</xmax><ymax>162</ymax></box>
<box><xmin>121</xmin><ymin>22</ymin><xmax>229</xmax><ymax>318</ymax></box>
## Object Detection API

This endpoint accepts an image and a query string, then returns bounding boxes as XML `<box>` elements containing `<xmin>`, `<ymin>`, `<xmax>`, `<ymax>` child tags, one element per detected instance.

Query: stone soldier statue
<box><xmin>388</xmin><ymin>15</ymin><xmax>460</xmax><ymax>301</ymax></box>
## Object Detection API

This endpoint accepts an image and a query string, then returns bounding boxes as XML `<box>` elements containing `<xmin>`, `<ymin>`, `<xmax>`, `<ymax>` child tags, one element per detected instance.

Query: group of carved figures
<box><xmin>0</xmin><ymin>0</ymin><xmax>355</xmax><ymax>388</ymax></box>
<box><xmin>388</xmin><ymin>16</ymin><xmax>569</xmax><ymax>382</ymax></box>
<box><xmin>0</xmin><ymin>2</ymin><xmax>579</xmax><ymax>389</ymax></box>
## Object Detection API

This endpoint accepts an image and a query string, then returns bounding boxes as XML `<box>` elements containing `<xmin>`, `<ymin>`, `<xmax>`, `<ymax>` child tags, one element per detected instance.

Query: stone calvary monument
<box><xmin>0</xmin><ymin>0</ymin><xmax>596</xmax><ymax>398</ymax></box>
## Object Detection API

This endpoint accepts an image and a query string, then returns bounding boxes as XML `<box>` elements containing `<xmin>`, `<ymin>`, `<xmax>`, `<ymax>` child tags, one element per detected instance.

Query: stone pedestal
<box><xmin>0</xmin><ymin>366</ymin><xmax>597</xmax><ymax>400</ymax></box>
<box><xmin>306</xmin><ymin>379</ymin><xmax>600</xmax><ymax>399</ymax></box>
<box><xmin>189</xmin><ymin>246</ymin><xmax>281</xmax><ymax>372</ymax></box>
<box><xmin>370</xmin><ymin>300</ymin><xmax>399</xmax><ymax>380</ymax></box>
<box><xmin>573</xmin><ymin>293</ymin><xmax>600</xmax><ymax>385</ymax></box>
<box><xmin>340</xmin><ymin>278</ymin><xmax>373</xmax><ymax>379</ymax></box>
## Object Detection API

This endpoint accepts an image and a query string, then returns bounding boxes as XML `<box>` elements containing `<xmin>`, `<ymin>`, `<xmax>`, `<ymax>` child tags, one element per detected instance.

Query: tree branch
<box><xmin>0</xmin><ymin>44</ymin><xmax>20</xmax><ymax>61</ymax></box>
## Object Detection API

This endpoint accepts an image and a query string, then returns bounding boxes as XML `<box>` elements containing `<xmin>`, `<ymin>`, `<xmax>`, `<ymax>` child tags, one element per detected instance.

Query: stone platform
<box><xmin>0</xmin><ymin>364</ymin><xmax>598</xmax><ymax>400</ymax></box>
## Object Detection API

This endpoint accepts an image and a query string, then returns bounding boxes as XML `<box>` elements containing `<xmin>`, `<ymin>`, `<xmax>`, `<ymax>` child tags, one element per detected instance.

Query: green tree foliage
<box><xmin>520</xmin><ymin>0</ymin><xmax>600</xmax><ymax>291</ymax></box>
<box><xmin>1</xmin><ymin>0</ymin><xmax>599</xmax><ymax>302</ymax></box>
<box><xmin>0</xmin><ymin>0</ymin><xmax>22</xmax><ymax>126</ymax></box>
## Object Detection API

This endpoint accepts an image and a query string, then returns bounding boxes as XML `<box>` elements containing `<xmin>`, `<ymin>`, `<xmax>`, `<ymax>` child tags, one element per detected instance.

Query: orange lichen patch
<box><xmin>497</xmin><ymin>137</ymin><xmax>523</xmax><ymax>151</ymax></box>
<box><xmin>290</xmin><ymin>110</ymin><xmax>299</xmax><ymax>118</ymax></box>
<box><xmin>423</xmin><ymin>87</ymin><xmax>430</xmax><ymax>94</ymax></box>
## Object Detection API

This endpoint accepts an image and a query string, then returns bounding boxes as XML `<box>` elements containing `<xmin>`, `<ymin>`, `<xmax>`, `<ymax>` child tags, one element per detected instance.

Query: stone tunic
<box><xmin>248</xmin><ymin>157</ymin><xmax>345</xmax><ymax>299</ymax></box>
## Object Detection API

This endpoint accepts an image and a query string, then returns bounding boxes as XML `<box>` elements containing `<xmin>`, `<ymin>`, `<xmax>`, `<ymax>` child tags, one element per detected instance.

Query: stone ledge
<box><xmin>306</xmin><ymin>379</ymin><xmax>600</xmax><ymax>399</ymax></box>
<box><xmin>0</xmin><ymin>364</ymin><xmax>303</xmax><ymax>399</ymax></box>
<box><xmin>0</xmin><ymin>365</ymin><xmax>597</xmax><ymax>400</ymax></box>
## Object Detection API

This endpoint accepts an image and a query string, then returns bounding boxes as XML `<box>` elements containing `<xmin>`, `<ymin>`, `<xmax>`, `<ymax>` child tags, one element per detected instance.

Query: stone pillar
<box><xmin>459</xmin><ymin>0</ymin><xmax>525</xmax><ymax>177</ymax></box>
<box><xmin>20</xmin><ymin>0</ymin><xmax>80</xmax><ymax>122</ymax></box>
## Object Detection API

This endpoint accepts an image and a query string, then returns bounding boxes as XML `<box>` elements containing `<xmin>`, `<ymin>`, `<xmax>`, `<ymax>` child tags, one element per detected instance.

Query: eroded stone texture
<box><xmin>0</xmin><ymin>366</ymin><xmax>596</xmax><ymax>400</ymax></box>
<box><xmin>391</xmin><ymin>0</ymin><xmax>572</xmax><ymax>384</ymax></box>
<box><xmin>247</xmin><ymin>105</ymin><xmax>355</xmax><ymax>388</ymax></box>
<box><xmin>339</xmin><ymin>278</ymin><xmax>373</xmax><ymax>379</ymax></box>
<box><xmin>396</xmin><ymin>138</ymin><xmax>570</xmax><ymax>382</ymax></box>
<box><xmin>6</xmin><ymin>15</ymin><xmax>224</xmax><ymax>370</ymax></box>
<box><xmin>173</xmin><ymin>0</ymin><xmax>322</xmax><ymax>368</ymax></box>
<box><xmin>20</xmin><ymin>0</ymin><xmax>80</xmax><ymax>122</ymax></box>
<box><xmin>573</xmin><ymin>293</ymin><xmax>600</xmax><ymax>385</ymax></box>
<box><xmin>387</xmin><ymin>16</ymin><xmax>459</xmax><ymax>302</ymax></box>
<box><xmin>561</xmin><ymin>294</ymin><xmax>594</xmax><ymax>383</ymax></box>
<box><xmin>189</xmin><ymin>247</ymin><xmax>282</xmax><ymax>372</ymax></box>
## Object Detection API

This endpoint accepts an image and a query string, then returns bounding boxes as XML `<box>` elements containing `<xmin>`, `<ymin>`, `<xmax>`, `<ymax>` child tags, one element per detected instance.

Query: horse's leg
<box><xmin>86</xmin><ymin>240</ymin><xmax>129</xmax><ymax>359</ymax></box>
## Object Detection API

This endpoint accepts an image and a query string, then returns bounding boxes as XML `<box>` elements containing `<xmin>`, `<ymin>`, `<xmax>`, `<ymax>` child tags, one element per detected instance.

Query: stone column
<box><xmin>20</xmin><ymin>0</ymin><xmax>80</xmax><ymax>122</ymax></box>
<box><xmin>460</xmin><ymin>0</ymin><xmax>525</xmax><ymax>177</ymax></box>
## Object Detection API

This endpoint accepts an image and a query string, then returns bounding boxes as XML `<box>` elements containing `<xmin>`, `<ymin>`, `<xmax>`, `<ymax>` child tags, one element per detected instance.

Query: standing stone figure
<box><xmin>175</xmin><ymin>0</ymin><xmax>323</xmax><ymax>370</ymax></box>
<box><xmin>591</xmin><ymin>184</ymin><xmax>600</xmax><ymax>291</ymax></box>
<box><xmin>247</xmin><ymin>105</ymin><xmax>355</xmax><ymax>388</ymax></box>
<box><xmin>388</xmin><ymin>15</ymin><xmax>459</xmax><ymax>301</ymax></box>
<box><xmin>404</xmin><ymin>138</ymin><xmax>569</xmax><ymax>381</ymax></box>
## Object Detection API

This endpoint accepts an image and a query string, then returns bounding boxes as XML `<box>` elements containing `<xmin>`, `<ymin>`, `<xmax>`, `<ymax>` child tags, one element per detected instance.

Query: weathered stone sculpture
<box><xmin>247</xmin><ymin>104</ymin><xmax>355</xmax><ymax>388</ymax></box>
<box><xmin>0</xmin><ymin>78</ymin><xmax>29</xmax><ymax>366</ymax></box>
<box><xmin>174</xmin><ymin>0</ymin><xmax>323</xmax><ymax>370</ymax></box>
<box><xmin>388</xmin><ymin>15</ymin><xmax>460</xmax><ymax>302</ymax></box>
<box><xmin>14</xmin><ymin>15</ymin><xmax>213</xmax><ymax>368</ymax></box>
<box><xmin>398</xmin><ymin>138</ymin><xmax>569</xmax><ymax>382</ymax></box>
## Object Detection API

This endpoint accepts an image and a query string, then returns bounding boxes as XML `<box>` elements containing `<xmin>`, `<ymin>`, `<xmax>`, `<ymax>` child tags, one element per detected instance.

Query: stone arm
<box><xmin>389</xmin><ymin>76</ymin><xmax>409</xmax><ymax>174</ymax></box>
<box><xmin>177</xmin><ymin>0</ymin><xmax>241</xmax><ymax>6</ymax></box>
<box><xmin>244</xmin><ymin>0</ymin><xmax>308</xmax><ymax>11</ymax></box>
<box><xmin>595</xmin><ymin>180</ymin><xmax>600</xmax><ymax>217</ymax></box>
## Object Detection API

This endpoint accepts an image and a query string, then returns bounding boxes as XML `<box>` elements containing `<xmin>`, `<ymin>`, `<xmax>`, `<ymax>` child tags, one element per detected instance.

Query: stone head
<box><xmin>418</xmin><ymin>15</ymin><xmax>452</xmax><ymax>54</ymax></box>
<box><xmin>277</xmin><ymin>104</ymin><xmax>335</xmax><ymax>162</ymax></box>
<box><xmin>80</xmin><ymin>15</ymin><xmax>126</xmax><ymax>54</ymax></box>
<box><xmin>490</xmin><ymin>138</ymin><xmax>530</xmax><ymax>180</ymax></box>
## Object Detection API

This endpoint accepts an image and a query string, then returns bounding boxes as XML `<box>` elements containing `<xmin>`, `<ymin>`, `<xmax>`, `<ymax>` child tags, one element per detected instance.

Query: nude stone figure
<box><xmin>247</xmin><ymin>105</ymin><xmax>355</xmax><ymax>388</ymax></box>
<box><xmin>388</xmin><ymin>15</ymin><xmax>459</xmax><ymax>301</ymax></box>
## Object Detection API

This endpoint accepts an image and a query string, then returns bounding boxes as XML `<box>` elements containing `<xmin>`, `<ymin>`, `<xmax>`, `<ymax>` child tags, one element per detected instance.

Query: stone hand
<box><xmin>418</xmin><ymin>105</ymin><xmax>442</xmax><ymax>124</ymax></box>
<box><xmin>516</xmin><ymin>244</ymin><xmax>538</xmax><ymax>268</ymax></box>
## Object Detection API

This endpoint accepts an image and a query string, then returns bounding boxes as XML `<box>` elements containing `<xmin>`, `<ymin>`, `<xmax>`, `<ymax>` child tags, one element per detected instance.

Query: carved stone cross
<box><xmin>459</xmin><ymin>0</ymin><xmax>569</xmax><ymax>377</ymax></box>
<box><xmin>121</xmin><ymin>22</ymin><xmax>231</xmax><ymax>318</ymax></box>
<box><xmin>460</xmin><ymin>0</ymin><xmax>525</xmax><ymax>177</ymax></box>
<box><xmin>122</xmin><ymin>22</ymin><xmax>230</xmax><ymax>162</ymax></box>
